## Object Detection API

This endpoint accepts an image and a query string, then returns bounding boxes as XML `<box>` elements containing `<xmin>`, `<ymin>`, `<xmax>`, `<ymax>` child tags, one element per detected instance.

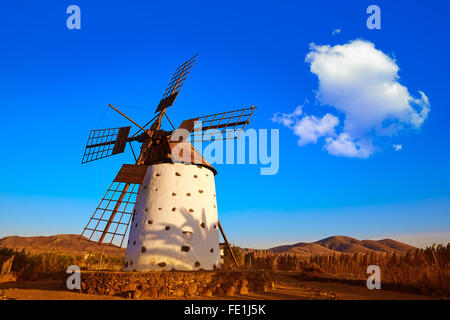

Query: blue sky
<box><xmin>0</xmin><ymin>0</ymin><xmax>449</xmax><ymax>248</ymax></box>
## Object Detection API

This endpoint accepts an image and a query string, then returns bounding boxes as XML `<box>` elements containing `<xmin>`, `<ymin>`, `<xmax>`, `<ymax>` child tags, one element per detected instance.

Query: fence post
<box><xmin>1</xmin><ymin>256</ymin><xmax>14</xmax><ymax>275</ymax></box>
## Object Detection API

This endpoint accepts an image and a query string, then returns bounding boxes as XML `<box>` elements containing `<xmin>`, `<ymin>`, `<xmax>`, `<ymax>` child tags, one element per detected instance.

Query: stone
<box><xmin>215</xmin><ymin>287</ymin><xmax>224</xmax><ymax>296</ymax></box>
<box><xmin>144</xmin><ymin>287</ymin><xmax>158</xmax><ymax>298</ymax></box>
<box><xmin>225</xmin><ymin>285</ymin><xmax>236</xmax><ymax>296</ymax></box>
<box><xmin>132</xmin><ymin>290</ymin><xmax>142</xmax><ymax>299</ymax></box>
<box><xmin>187</xmin><ymin>283</ymin><xmax>198</xmax><ymax>296</ymax></box>
<box><xmin>203</xmin><ymin>288</ymin><xmax>213</xmax><ymax>297</ymax></box>
<box><xmin>79</xmin><ymin>270</ymin><xmax>275</xmax><ymax>299</ymax></box>
<box><xmin>239</xmin><ymin>285</ymin><xmax>248</xmax><ymax>295</ymax></box>
<box><xmin>122</xmin><ymin>283</ymin><xmax>137</xmax><ymax>292</ymax></box>
<box><xmin>173</xmin><ymin>287</ymin><xmax>185</xmax><ymax>297</ymax></box>
<box><xmin>158</xmin><ymin>286</ymin><xmax>168</xmax><ymax>297</ymax></box>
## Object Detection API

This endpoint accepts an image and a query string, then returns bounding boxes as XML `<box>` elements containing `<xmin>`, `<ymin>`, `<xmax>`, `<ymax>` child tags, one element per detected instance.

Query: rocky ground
<box><xmin>79</xmin><ymin>270</ymin><xmax>274</xmax><ymax>298</ymax></box>
<box><xmin>0</xmin><ymin>272</ymin><xmax>435</xmax><ymax>300</ymax></box>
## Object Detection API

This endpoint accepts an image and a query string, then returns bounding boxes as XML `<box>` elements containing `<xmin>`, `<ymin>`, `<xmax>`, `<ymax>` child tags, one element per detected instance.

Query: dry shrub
<box><xmin>244</xmin><ymin>243</ymin><xmax>450</xmax><ymax>297</ymax></box>
<box><xmin>297</xmin><ymin>263</ymin><xmax>325</xmax><ymax>280</ymax></box>
<box><xmin>0</xmin><ymin>248</ymin><xmax>124</xmax><ymax>280</ymax></box>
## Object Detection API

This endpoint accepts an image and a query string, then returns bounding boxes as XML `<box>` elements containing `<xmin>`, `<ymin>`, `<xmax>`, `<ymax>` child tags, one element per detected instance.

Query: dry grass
<box><xmin>244</xmin><ymin>243</ymin><xmax>450</xmax><ymax>297</ymax></box>
<box><xmin>2</xmin><ymin>244</ymin><xmax>449</xmax><ymax>297</ymax></box>
<box><xmin>0</xmin><ymin>248</ymin><xmax>124</xmax><ymax>280</ymax></box>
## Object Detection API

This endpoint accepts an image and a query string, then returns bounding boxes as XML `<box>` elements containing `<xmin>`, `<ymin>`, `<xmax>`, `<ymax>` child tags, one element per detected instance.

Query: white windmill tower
<box><xmin>80</xmin><ymin>55</ymin><xmax>256</xmax><ymax>271</ymax></box>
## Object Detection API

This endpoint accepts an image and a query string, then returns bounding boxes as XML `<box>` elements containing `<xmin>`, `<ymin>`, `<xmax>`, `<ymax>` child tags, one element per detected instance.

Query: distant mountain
<box><xmin>0</xmin><ymin>234</ymin><xmax>416</xmax><ymax>257</ymax></box>
<box><xmin>268</xmin><ymin>236</ymin><xmax>416</xmax><ymax>256</ymax></box>
<box><xmin>270</xmin><ymin>242</ymin><xmax>336</xmax><ymax>255</ymax></box>
<box><xmin>377</xmin><ymin>239</ymin><xmax>418</xmax><ymax>252</ymax></box>
<box><xmin>0</xmin><ymin>234</ymin><xmax>125</xmax><ymax>256</ymax></box>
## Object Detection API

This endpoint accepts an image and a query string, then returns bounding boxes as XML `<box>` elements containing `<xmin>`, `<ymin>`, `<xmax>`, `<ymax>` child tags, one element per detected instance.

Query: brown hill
<box><xmin>0</xmin><ymin>234</ymin><xmax>416</xmax><ymax>258</ymax></box>
<box><xmin>270</xmin><ymin>242</ymin><xmax>337</xmax><ymax>256</ymax></box>
<box><xmin>269</xmin><ymin>236</ymin><xmax>416</xmax><ymax>255</ymax></box>
<box><xmin>315</xmin><ymin>236</ymin><xmax>372</xmax><ymax>253</ymax></box>
<box><xmin>359</xmin><ymin>240</ymin><xmax>396</xmax><ymax>253</ymax></box>
<box><xmin>0</xmin><ymin>234</ymin><xmax>125</xmax><ymax>256</ymax></box>
<box><xmin>377</xmin><ymin>239</ymin><xmax>416</xmax><ymax>252</ymax></box>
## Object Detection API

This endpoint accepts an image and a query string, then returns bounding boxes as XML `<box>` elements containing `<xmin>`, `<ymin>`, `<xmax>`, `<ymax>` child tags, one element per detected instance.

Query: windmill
<box><xmin>80</xmin><ymin>55</ymin><xmax>256</xmax><ymax>271</ymax></box>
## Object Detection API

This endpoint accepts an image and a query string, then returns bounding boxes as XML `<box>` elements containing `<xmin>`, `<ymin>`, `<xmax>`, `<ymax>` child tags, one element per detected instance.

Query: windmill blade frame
<box><xmin>155</xmin><ymin>54</ymin><xmax>198</xmax><ymax>113</ymax></box>
<box><xmin>82</xmin><ymin>126</ymin><xmax>131</xmax><ymax>164</ymax></box>
<box><xmin>81</xmin><ymin>181</ymin><xmax>139</xmax><ymax>247</ymax></box>
<box><xmin>178</xmin><ymin>105</ymin><xmax>257</xmax><ymax>142</ymax></box>
<box><xmin>81</xmin><ymin>164</ymin><xmax>149</xmax><ymax>247</ymax></box>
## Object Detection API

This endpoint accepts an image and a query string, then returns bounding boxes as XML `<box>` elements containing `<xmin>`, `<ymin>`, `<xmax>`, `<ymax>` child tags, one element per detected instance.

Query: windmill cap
<box><xmin>146</xmin><ymin>139</ymin><xmax>217</xmax><ymax>175</ymax></box>
<box><xmin>169</xmin><ymin>141</ymin><xmax>217</xmax><ymax>175</ymax></box>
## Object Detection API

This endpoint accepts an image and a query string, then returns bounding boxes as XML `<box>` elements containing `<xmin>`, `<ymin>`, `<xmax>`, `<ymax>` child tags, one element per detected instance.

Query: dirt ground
<box><xmin>0</xmin><ymin>272</ymin><xmax>435</xmax><ymax>300</ymax></box>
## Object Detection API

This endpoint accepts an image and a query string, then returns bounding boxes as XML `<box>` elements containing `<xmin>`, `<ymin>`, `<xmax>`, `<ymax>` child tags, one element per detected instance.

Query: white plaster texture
<box><xmin>123</xmin><ymin>163</ymin><xmax>221</xmax><ymax>271</ymax></box>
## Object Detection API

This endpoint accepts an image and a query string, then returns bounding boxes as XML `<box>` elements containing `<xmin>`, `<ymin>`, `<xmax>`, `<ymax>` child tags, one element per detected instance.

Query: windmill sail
<box><xmin>155</xmin><ymin>54</ymin><xmax>198</xmax><ymax>113</ymax></box>
<box><xmin>81</xmin><ymin>164</ymin><xmax>149</xmax><ymax>247</ymax></box>
<box><xmin>81</xmin><ymin>181</ymin><xmax>139</xmax><ymax>247</ymax></box>
<box><xmin>82</xmin><ymin>126</ymin><xmax>131</xmax><ymax>164</ymax></box>
<box><xmin>178</xmin><ymin>105</ymin><xmax>256</xmax><ymax>142</ymax></box>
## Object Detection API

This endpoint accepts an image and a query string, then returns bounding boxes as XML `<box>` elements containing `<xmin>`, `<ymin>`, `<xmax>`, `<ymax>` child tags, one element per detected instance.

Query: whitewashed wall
<box><xmin>123</xmin><ymin>163</ymin><xmax>221</xmax><ymax>271</ymax></box>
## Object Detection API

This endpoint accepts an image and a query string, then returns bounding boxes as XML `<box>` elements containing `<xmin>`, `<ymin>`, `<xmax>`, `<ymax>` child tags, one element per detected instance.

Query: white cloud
<box><xmin>325</xmin><ymin>134</ymin><xmax>375</xmax><ymax>158</ymax></box>
<box><xmin>332</xmin><ymin>29</ymin><xmax>341</xmax><ymax>35</ymax></box>
<box><xmin>393</xmin><ymin>144</ymin><xmax>402</xmax><ymax>151</ymax></box>
<box><xmin>272</xmin><ymin>106</ymin><xmax>339</xmax><ymax>146</ymax></box>
<box><xmin>294</xmin><ymin>114</ymin><xmax>339</xmax><ymax>146</ymax></box>
<box><xmin>271</xmin><ymin>105</ymin><xmax>303</xmax><ymax>127</ymax></box>
<box><xmin>273</xmin><ymin>40</ymin><xmax>430</xmax><ymax>158</ymax></box>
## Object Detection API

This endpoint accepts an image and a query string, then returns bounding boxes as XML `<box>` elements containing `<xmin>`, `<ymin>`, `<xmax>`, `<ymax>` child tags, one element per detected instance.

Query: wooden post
<box><xmin>1</xmin><ymin>256</ymin><xmax>14</xmax><ymax>275</ymax></box>
<box><xmin>99</xmin><ymin>183</ymin><xmax>130</xmax><ymax>243</ymax></box>
<box><xmin>218</xmin><ymin>221</ymin><xmax>239</xmax><ymax>268</ymax></box>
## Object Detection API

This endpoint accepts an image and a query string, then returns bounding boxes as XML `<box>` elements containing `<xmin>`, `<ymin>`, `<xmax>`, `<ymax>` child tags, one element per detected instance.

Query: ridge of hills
<box><xmin>0</xmin><ymin>234</ymin><xmax>416</xmax><ymax>257</ymax></box>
